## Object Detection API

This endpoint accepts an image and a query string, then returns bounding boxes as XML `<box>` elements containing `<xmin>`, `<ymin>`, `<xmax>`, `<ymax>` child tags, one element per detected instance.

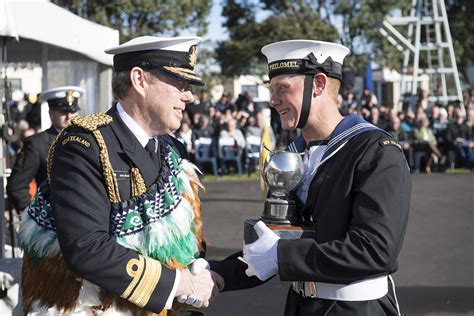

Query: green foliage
<box><xmin>217</xmin><ymin>0</ymin><xmax>339</xmax><ymax>77</ymax></box>
<box><xmin>446</xmin><ymin>0</ymin><xmax>474</xmax><ymax>78</ymax></box>
<box><xmin>52</xmin><ymin>0</ymin><xmax>212</xmax><ymax>42</ymax></box>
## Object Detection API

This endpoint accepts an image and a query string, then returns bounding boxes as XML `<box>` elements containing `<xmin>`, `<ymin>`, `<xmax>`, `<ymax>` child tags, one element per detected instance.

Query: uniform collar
<box><xmin>116</xmin><ymin>102</ymin><xmax>153</xmax><ymax>148</ymax></box>
<box><xmin>288</xmin><ymin>114</ymin><xmax>387</xmax><ymax>161</ymax></box>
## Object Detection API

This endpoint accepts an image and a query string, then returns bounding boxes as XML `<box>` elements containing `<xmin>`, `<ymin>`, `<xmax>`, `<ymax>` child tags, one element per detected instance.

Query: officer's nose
<box><xmin>181</xmin><ymin>90</ymin><xmax>194</xmax><ymax>103</ymax></box>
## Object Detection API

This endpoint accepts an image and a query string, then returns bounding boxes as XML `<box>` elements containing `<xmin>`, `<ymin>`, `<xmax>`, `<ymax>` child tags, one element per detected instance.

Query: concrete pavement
<box><xmin>201</xmin><ymin>173</ymin><xmax>474</xmax><ymax>316</ymax></box>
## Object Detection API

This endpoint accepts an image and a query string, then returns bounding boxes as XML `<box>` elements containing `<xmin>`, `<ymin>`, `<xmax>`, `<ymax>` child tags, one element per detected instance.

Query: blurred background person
<box><xmin>6</xmin><ymin>86</ymin><xmax>84</xmax><ymax>213</ymax></box>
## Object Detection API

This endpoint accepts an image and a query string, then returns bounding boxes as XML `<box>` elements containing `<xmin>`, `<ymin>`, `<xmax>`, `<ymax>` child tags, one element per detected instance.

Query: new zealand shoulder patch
<box><xmin>61</xmin><ymin>135</ymin><xmax>91</xmax><ymax>149</ymax></box>
<box><xmin>379</xmin><ymin>139</ymin><xmax>402</xmax><ymax>151</ymax></box>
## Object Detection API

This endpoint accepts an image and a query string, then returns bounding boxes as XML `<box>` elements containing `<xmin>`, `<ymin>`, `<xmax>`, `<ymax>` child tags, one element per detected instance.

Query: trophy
<box><xmin>244</xmin><ymin>146</ymin><xmax>315</xmax><ymax>244</ymax></box>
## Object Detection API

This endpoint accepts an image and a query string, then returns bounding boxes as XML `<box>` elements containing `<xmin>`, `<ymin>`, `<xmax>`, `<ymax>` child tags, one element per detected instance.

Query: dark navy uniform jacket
<box><xmin>7</xmin><ymin>126</ymin><xmax>58</xmax><ymax>211</ymax></box>
<box><xmin>49</xmin><ymin>106</ymin><xmax>186</xmax><ymax>313</ymax></box>
<box><xmin>211</xmin><ymin>122</ymin><xmax>411</xmax><ymax>315</ymax></box>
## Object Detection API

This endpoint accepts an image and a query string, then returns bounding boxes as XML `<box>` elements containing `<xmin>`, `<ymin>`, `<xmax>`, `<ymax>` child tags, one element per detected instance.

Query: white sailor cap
<box><xmin>261</xmin><ymin>40</ymin><xmax>350</xmax><ymax>80</ymax></box>
<box><xmin>40</xmin><ymin>86</ymin><xmax>84</xmax><ymax>112</ymax></box>
<box><xmin>105</xmin><ymin>36</ymin><xmax>204</xmax><ymax>86</ymax></box>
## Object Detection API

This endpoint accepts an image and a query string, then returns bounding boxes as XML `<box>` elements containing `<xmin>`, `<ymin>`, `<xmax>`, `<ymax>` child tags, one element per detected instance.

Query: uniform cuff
<box><xmin>277</xmin><ymin>239</ymin><xmax>294</xmax><ymax>281</ymax></box>
<box><xmin>165</xmin><ymin>269</ymin><xmax>181</xmax><ymax>309</ymax></box>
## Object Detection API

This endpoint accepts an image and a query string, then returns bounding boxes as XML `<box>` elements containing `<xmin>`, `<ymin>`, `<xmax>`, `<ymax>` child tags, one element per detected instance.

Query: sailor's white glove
<box><xmin>177</xmin><ymin>258</ymin><xmax>211</xmax><ymax>307</ymax></box>
<box><xmin>243</xmin><ymin>221</ymin><xmax>280</xmax><ymax>281</ymax></box>
<box><xmin>0</xmin><ymin>271</ymin><xmax>14</xmax><ymax>291</ymax></box>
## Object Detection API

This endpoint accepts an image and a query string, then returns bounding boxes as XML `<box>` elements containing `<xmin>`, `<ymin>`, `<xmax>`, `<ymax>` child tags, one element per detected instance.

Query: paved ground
<box><xmin>200</xmin><ymin>173</ymin><xmax>474</xmax><ymax>316</ymax></box>
<box><xmin>1</xmin><ymin>173</ymin><xmax>472</xmax><ymax>315</ymax></box>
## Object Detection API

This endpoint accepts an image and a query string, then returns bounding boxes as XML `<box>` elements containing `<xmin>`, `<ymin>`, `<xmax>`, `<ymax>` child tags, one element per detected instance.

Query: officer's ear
<box><xmin>130</xmin><ymin>67</ymin><xmax>147</xmax><ymax>97</ymax></box>
<box><xmin>312</xmin><ymin>73</ymin><xmax>328</xmax><ymax>97</ymax></box>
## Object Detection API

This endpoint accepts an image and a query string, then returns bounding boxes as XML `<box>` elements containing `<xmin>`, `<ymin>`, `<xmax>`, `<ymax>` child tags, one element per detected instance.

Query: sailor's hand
<box><xmin>243</xmin><ymin>221</ymin><xmax>280</xmax><ymax>281</ymax></box>
<box><xmin>0</xmin><ymin>271</ymin><xmax>14</xmax><ymax>298</ymax></box>
<box><xmin>190</xmin><ymin>258</ymin><xmax>210</xmax><ymax>275</ymax></box>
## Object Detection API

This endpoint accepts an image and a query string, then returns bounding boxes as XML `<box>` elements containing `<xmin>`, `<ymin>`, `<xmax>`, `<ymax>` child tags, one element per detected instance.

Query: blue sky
<box><xmin>204</xmin><ymin>2</ymin><xmax>227</xmax><ymax>41</ymax></box>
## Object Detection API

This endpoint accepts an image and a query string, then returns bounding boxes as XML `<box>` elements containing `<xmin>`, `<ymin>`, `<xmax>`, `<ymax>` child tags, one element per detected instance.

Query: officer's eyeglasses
<box><xmin>148</xmin><ymin>69</ymin><xmax>190</xmax><ymax>92</ymax></box>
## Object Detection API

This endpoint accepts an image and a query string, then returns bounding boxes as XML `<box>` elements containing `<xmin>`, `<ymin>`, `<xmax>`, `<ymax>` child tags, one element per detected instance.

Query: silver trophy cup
<box><xmin>261</xmin><ymin>147</ymin><xmax>305</xmax><ymax>225</ymax></box>
<box><xmin>244</xmin><ymin>146</ymin><xmax>314</xmax><ymax>244</ymax></box>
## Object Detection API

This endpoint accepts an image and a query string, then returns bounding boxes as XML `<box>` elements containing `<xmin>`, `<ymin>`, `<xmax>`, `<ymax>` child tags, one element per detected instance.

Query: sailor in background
<box><xmin>209</xmin><ymin>40</ymin><xmax>411</xmax><ymax>315</ymax></box>
<box><xmin>19</xmin><ymin>36</ymin><xmax>223</xmax><ymax>315</ymax></box>
<box><xmin>7</xmin><ymin>86</ymin><xmax>83</xmax><ymax>213</ymax></box>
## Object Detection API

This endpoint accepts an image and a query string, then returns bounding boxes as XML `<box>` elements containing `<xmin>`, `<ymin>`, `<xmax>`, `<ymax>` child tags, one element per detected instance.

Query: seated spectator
<box><xmin>445</xmin><ymin>108</ymin><xmax>470</xmax><ymax>168</ymax></box>
<box><xmin>176</xmin><ymin>121</ymin><xmax>196</xmax><ymax>161</ymax></box>
<box><xmin>220</xmin><ymin>118</ymin><xmax>246</xmax><ymax>149</ymax></box>
<box><xmin>388</xmin><ymin>116</ymin><xmax>414</xmax><ymax>170</ymax></box>
<box><xmin>369</xmin><ymin>107</ymin><xmax>389</xmax><ymax>130</ymax></box>
<box><xmin>431</xmin><ymin>107</ymin><xmax>449</xmax><ymax>160</ymax></box>
<box><xmin>413</xmin><ymin>117</ymin><xmax>446</xmax><ymax>173</ymax></box>
<box><xmin>400</xmin><ymin>110</ymin><xmax>417</xmax><ymax>139</ymax></box>
<box><xmin>215</xmin><ymin>92</ymin><xmax>234</xmax><ymax>113</ymax></box>
<box><xmin>219</xmin><ymin>118</ymin><xmax>245</xmax><ymax>174</ymax></box>
<box><xmin>191</xmin><ymin>112</ymin><xmax>202</xmax><ymax>130</ymax></box>
<box><xmin>195</xmin><ymin>115</ymin><xmax>215</xmax><ymax>139</ymax></box>
<box><xmin>195</xmin><ymin>90</ymin><xmax>212</xmax><ymax>115</ymax></box>
<box><xmin>343</xmin><ymin>91</ymin><xmax>358</xmax><ymax>114</ymax></box>
<box><xmin>452</xmin><ymin>105</ymin><xmax>474</xmax><ymax>169</ymax></box>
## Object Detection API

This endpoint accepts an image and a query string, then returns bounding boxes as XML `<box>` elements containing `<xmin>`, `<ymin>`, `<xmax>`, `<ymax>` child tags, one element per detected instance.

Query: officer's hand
<box><xmin>175</xmin><ymin>268</ymin><xmax>224</xmax><ymax>308</ymax></box>
<box><xmin>176</xmin><ymin>258</ymin><xmax>211</xmax><ymax>305</ymax></box>
<box><xmin>243</xmin><ymin>221</ymin><xmax>280</xmax><ymax>281</ymax></box>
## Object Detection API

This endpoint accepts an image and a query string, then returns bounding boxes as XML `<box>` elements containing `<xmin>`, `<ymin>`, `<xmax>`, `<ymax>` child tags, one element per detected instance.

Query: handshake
<box><xmin>174</xmin><ymin>221</ymin><xmax>280</xmax><ymax>309</ymax></box>
<box><xmin>175</xmin><ymin>258</ymin><xmax>223</xmax><ymax>309</ymax></box>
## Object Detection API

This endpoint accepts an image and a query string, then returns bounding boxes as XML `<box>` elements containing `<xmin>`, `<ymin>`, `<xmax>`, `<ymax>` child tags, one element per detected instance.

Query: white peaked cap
<box><xmin>40</xmin><ymin>86</ymin><xmax>85</xmax><ymax>103</ymax></box>
<box><xmin>105</xmin><ymin>35</ymin><xmax>204</xmax><ymax>85</ymax></box>
<box><xmin>104</xmin><ymin>36</ymin><xmax>202</xmax><ymax>55</ymax></box>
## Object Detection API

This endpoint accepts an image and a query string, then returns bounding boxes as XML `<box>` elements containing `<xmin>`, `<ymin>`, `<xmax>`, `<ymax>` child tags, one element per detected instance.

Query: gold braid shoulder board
<box><xmin>46</xmin><ymin>113</ymin><xmax>122</xmax><ymax>203</ymax></box>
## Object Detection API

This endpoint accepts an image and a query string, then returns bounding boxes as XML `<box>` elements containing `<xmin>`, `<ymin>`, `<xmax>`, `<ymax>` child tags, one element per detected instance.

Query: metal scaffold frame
<box><xmin>379</xmin><ymin>0</ymin><xmax>464</xmax><ymax>112</ymax></box>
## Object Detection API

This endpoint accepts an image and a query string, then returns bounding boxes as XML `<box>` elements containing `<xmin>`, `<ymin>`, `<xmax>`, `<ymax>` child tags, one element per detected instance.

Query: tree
<box><xmin>52</xmin><ymin>0</ymin><xmax>212</xmax><ymax>42</ymax></box>
<box><xmin>216</xmin><ymin>0</ymin><xmax>340</xmax><ymax>77</ymax></box>
<box><xmin>446</xmin><ymin>0</ymin><xmax>474</xmax><ymax>81</ymax></box>
<box><xmin>216</xmin><ymin>0</ymin><xmax>405</xmax><ymax>78</ymax></box>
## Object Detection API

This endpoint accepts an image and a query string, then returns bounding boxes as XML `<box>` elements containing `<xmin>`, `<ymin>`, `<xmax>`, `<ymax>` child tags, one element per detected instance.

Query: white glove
<box><xmin>190</xmin><ymin>258</ymin><xmax>210</xmax><ymax>275</ymax></box>
<box><xmin>243</xmin><ymin>221</ymin><xmax>280</xmax><ymax>281</ymax></box>
<box><xmin>177</xmin><ymin>258</ymin><xmax>211</xmax><ymax>306</ymax></box>
<box><xmin>0</xmin><ymin>271</ymin><xmax>14</xmax><ymax>291</ymax></box>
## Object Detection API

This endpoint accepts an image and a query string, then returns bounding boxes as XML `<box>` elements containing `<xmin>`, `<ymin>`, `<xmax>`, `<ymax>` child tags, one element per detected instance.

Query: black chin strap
<box><xmin>297</xmin><ymin>74</ymin><xmax>314</xmax><ymax>129</ymax></box>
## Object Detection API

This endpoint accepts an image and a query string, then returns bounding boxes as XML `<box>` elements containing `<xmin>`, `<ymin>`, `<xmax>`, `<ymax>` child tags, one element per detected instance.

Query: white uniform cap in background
<box><xmin>40</xmin><ymin>86</ymin><xmax>85</xmax><ymax>112</ymax></box>
<box><xmin>40</xmin><ymin>86</ymin><xmax>85</xmax><ymax>103</ymax></box>
<box><xmin>12</xmin><ymin>90</ymin><xmax>25</xmax><ymax>102</ymax></box>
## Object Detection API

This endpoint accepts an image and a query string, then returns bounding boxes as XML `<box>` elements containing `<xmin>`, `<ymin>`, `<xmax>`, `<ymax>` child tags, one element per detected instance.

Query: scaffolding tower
<box><xmin>379</xmin><ymin>0</ymin><xmax>464</xmax><ymax>112</ymax></box>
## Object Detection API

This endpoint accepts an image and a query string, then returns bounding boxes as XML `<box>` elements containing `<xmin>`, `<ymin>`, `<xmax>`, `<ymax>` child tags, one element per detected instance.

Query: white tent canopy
<box><xmin>1</xmin><ymin>0</ymin><xmax>120</xmax><ymax>116</ymax></box>
<box><xmin>1</xmin><ymin>0</ymin><xmax>118</xmax><ymax>66</ymax></box>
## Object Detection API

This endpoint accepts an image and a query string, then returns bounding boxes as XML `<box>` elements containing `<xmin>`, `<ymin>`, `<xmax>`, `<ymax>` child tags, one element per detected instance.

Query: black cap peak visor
<box><xmin>113</xmin><ymin>45</ymin><xmax>204</xmax><ymax>86</ymax></box>
<box><xmin>48</xmin><ymin>97</ymin><xmax>80</xmax><ymax>112</ymax></box>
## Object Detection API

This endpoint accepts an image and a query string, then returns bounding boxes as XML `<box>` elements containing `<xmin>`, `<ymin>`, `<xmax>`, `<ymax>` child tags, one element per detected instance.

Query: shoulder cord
<box><xmin>46</xmin><ymin>114</ymin><xmax>146</xmax><ymax>204</ymax></box>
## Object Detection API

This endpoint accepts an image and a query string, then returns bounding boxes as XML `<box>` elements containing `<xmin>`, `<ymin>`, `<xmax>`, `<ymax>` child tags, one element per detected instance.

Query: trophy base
<box><xmin>244</xmin><ymin>219</ymin><xmax>315</xmax><ymax>244</ymax></box>
<box><xmin>262</xmin><ymin>198</ymin><xmax>301</xmax><ymax>225</ymax></box>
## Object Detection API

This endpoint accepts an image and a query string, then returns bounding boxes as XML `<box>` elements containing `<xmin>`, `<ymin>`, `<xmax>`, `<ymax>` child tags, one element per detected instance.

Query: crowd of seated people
<box><xmin>176</xmin><ymin>87</ymin><xmax>474</xmax><ymax>176</ymax></box>
<box><xmin>5</xmin><ymin>87</ymin><xmax>473</xmax><ymax>177</ymax></box>
<box><xmin>175</xmin><ymin>91</ymin><xmax>276</xmax><ymax>176</ymax></box>
<box><xmin>338</xmin><ymin>88</ymin><xmax>474</xmax><ymax>173</ymax></box>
